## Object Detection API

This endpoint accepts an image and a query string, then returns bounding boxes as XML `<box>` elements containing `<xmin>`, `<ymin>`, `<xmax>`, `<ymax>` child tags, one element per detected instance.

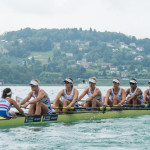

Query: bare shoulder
<box><xmin>39</xmin><ymin>89</ymin><xmax>46</xmax><ymax>94</ymax></box>
<box><xmin>96</xmin><ymin>87</ymin><xmax>100</xmax><ymax>91</ymax></box>
<box><xmin>60</xmin><ymin>89</ymin><xmax>65</xmax><ymax>95</ymax></box>
<box><xmin>144</xmin><ymin>89</ymin><xmax>149</xmax><ymax>93</ymax></box>
<box><xmin>84</xmin><ymin>88</ymin><xmax>89</xmax><ymax>93</ymax></box>
<box><xmin>121</xmin><ymin>88</ymin><xmax>125</xmax><ymax>92</ymax></box>
<box><xmin>107</xmin><ymin>88</ymin><xmax>112</xmax><ymax>93</ymax></box>
<box><xmin>137</xmin><ymin>88</ymin><xmax>142</xmax><ymax>92</ymax></box>
<box><xmin>6</xmin><ymin>97</ymin><xmax>15</xmax><ymax>104</ymax></box>
<box><xmin>74</xmin><ymin>88</ymin><xmax>79</xmax><ymax>92</ymax></box>
<box><xmin>96</xmin><ymin>88</ymin><xmax>101</xmax><ymax>93</ymax></box>
<box><xmin>28</xmin><ymin>91</ymin><xmax>33</xmax><ymax>96</ymax></box>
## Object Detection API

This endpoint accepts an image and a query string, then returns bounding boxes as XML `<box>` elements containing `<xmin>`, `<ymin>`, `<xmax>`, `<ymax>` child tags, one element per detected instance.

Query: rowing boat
<box><xmin>1</xmin><ymin>109</ymin><xmax>150</xmax><ymax>128</ymax></box>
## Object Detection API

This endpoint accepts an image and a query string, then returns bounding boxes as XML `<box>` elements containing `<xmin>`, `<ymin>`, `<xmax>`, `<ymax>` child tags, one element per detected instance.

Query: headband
<box><xmin>64</xmin><ymin>78</ymin><xmax>73</xmax><ymax>84</ymax></box>
<box><xmin>130</xmin><ymin>80</ymin><xmax>137</xmax><ymax>84</ymax></box>
<box><xmin>6</xmin><ymin>91</ymin><xmax>12</xmax><ymax>96</ymax></box>
<box><xmin>113</xmin><ymin>79</ymin><xmax>120</xmax><ymax>83</ymax></box>
<box><xmin>89</xmin><ymin>78</ymin><xmax>96</xmax><ymax>84</ymax></box>
<box><xmin>30</xmin><ymin>80</ymin><xmax>39</xmax><ymax>86</ymax></box>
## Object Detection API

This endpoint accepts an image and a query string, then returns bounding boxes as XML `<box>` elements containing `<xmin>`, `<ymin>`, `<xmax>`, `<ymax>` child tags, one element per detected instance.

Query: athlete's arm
<box><xmin>125</xmin><ymin>89</ymin><xmax>130</xmax><ymax>97</ymax></box>
<box><xmin>23</xmin><ymin>90</ymin><xmax>45</xmax><ymax>108</ymax></box>
<box><xmin>78</xmin><ymin>88</ymin><xmax>88</xmax><ymax>101</ymax></box>
<box><xmin>104</xmin><ymin>89</ymin><xmax>111</xmax><ymax>105</ymax></box>
<box><xmin>144</xmin><ymin>89</ymin><xmax>149</xmax><ymax>102</ymax></box>
<box><xmin>53</xmin><ymin>89</ymin><xmax>64</xmax><ymax>106</ymax></box>
<box><xmin>120</xmin><ymin>89</ymin><xmax>126</xmax><ymax>104</ymax></box>
<box><xmin>68</xmin><ymin>89</ymin><xmax>78</xmax><ymax>107</ymax></box>
<box><xmin>86</xmin><ymin>88</ymin><xmax>101</xmax><ymax>101</ymax></box>
<box><xmin>128</xmin><ymin>88</ymin><xmax>142</xmax><ymax>101</ymax></box>
<box><xmin>9</xmin><ymin>98</ymin><xmax>25</xmax><ymax>116</ymax></box>
<box><xmin>19</xmin><ymin>92</ymin><xmax>33</xmax><ymax>105</ymax></box>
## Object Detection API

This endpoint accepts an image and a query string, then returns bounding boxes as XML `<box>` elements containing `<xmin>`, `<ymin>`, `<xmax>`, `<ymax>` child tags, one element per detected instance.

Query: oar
<box><xmin>107</xmin><ymin>107</ymin><xmax>150</xmax><ymax>111</ymax></box>
<box><xmin>53</xmin><ymin>106</ymin><xmax>150</xmax><ymax>111</ymax></box>
<box><xmin>106</xmin><ymin>104</ymin><xmax>149</xmax><ymax>108</ymax></box>
<box><xmin>54</xmin><ymin>104</ymin><xmax>149</xmax><ymax>109</ymax></box>
<box><xmin>16</xmin><ymin>96</ymin><xmax>23</xmax><ymax>103</ymax></box>
<box><xmin>20</xmin><ymin>105</ymin><xmax>29</xmax><ymax>109</ymax></box>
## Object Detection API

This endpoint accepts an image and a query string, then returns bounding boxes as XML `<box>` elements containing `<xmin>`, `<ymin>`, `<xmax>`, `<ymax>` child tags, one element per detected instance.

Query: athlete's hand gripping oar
<box><xmin>53</xmin><ymin>107</ymin><xmax>100</xmax><ymax>110</ymax></box>
<box><xmin>22</xmin><ymin>102</ymin><xmax>30</xmax><ymax>109</ymax></box>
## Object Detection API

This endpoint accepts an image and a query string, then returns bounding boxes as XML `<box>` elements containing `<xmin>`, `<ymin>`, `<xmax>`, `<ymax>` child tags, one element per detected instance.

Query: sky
<box><xmin>0</xmin><ymin>0</ymin><xmax>150</xmax><ymax>39</ymax></box>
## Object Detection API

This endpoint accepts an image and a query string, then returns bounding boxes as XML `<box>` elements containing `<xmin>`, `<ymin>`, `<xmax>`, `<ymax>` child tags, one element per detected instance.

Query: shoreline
<box><xmin>0</xmin><ymin>79</ymin><xmax>149</xmax><ymax>87</ymax></box>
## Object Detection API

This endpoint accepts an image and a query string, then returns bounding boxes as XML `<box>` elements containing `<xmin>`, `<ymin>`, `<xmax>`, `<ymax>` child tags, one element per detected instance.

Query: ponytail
<box><xmin>2</xmin><ymin>88</ymin><xmax>12</xmax><ymax>98</ymax></box>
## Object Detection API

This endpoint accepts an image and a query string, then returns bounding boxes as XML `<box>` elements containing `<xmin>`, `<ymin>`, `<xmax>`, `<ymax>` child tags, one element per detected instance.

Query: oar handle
<box><xmin>20</xmin><ymin>105</ymin><xmax>29</xmax><ymax>109</ymax></box>
<box><xmin>54</xmin><ymin>107</ymin><xmax>75</xmax><ymax>109</ymax></box>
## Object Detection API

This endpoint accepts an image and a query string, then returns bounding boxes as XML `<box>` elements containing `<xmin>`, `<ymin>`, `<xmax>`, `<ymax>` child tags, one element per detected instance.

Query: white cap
<box><xmin>113</xmin><ymin>79</ymin><xmax>120</xmax><ymax>83</ymax></box>
<box><xmin>64</xmin><ymin>78</ymin><xmax>73</xmax><ymax>84</ymax></box>
<box><xmin>130</xmin><ymin>79</ymin><xmax>137</xmax><ymax>84</ymax></box>
<box><xmin>89</xmin><ymin>78</ymin><xmax>96</xmax><ymax>84</ymax></box>
<box><xmin>29</xmin><ymin>80</ymin><xmax>39</xmax><ymax>86</ymax></box>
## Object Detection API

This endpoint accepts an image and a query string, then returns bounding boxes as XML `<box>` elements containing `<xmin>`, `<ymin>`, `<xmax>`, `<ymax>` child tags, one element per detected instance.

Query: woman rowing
<box><xmin>126</xmin><ymin>78</ymin><xmax>144</xmax><ymax>105</ymax></box>
<box><xmin>78</xmin><ymin>77</ymin><xmax>102</xmax><ymax>108</ymax></box>
<box><xmin>104</xmin><ymin>78</ymin><xmax>126</xmax><ymax>106</ymax></box>
<box><xmin>144</xmin><ymin>81</ymin><xmax>150</xmax><ymax>103</ymax></box>
<box><xmin>20</xmin><ymin>79</ymin><xmax>52</xmax><ymax>115</ymax></box>
<box><xmin>53</xmin><ymin>78</ymin><xmax>78</xmax><ymax>113</ymax></box>
<box><xmin>0</xmin><ymin>88</ymin><xmax>25</xmax><ymax>117</ymax></box>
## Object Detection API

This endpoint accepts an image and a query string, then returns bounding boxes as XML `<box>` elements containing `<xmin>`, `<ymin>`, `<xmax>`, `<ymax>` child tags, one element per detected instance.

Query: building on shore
<box><xmin>0</xmin><ymin>79</ymin><xmax>4</xmax><ymax>86</ymax></box>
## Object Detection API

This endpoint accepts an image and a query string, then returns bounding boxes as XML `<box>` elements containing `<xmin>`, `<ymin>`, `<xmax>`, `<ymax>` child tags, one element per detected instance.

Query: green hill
<box><xmin>0</xmin><ymin>28</ymin><xmax>150</xmax><ymax>85</ymax></box>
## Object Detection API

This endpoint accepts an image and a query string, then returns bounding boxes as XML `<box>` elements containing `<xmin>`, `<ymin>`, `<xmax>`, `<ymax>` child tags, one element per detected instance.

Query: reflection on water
<box><xmin>0</xmin><ymin>116</ymin><xmax>150</xmax><ymax>149</ymax></box>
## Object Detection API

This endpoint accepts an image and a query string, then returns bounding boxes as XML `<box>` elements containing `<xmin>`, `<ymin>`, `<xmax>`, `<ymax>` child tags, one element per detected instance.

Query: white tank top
<box><xmin>0</xmin><ymin>98</ymin><xmax>11</xmax><ymax>112</ymax></box>
<box><xmin>129</xmin><ymin>88</ymin><xmax>143</xmax><ymax>100</ymax></box>
<box><xmin>148</xmin><ymin>89</ymin><xmax>150</xmax><ymax>95</ymax></box>
<box><xmin>146</xmin><ymin>89</ymin><xmax>150</xmax><ymax>98</ymax></box>
<box><xmin>110</xmin><ymin>88</ymin><xmax>122</xmax><ymax>100</ymax></box>
<box><xmin>129</xmin><ymin>88</ymin><xmax>137</xmax><ymax>96</ymax></box>
<box><xmin>63</xmin><ymin>88</ymin><xmax>75</xmax><ymax>101</ymax></box>
<box><xmin>88</xmin><ymin>87</ymin><xmax>101</xmax><ymax>101</ymax></box>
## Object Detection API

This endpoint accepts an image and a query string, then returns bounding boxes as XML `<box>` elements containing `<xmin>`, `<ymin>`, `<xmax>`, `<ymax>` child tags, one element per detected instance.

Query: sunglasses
<box><xmin>30</xmin><ymin>85</ymin><xmax>36</xmax><ymax>87</ymax></box>
<box><xmin>64</xmin><ymin>81</ymin><xmax>70</xmax><ymax>84</ymax></box>
<box><xmin>113</xmin><ymin>82</ymin><xmax>118</xmax><ymax>84</ymax></box>
<box><xmin>89</xmin><ymin>82</ymin><xmax>95</xmax><ymax>84</ymax></box>
<box><xmin>130</xmin><ymin>83</ymin><xmax>135</xmax><ymax>85</ymax></box>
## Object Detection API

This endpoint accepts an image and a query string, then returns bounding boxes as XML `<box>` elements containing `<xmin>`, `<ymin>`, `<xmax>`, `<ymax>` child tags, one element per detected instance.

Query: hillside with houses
<box><xmin>0</xmin><ymin>28</ymin><xmax>150</xmax><ymax>85</ymax></box>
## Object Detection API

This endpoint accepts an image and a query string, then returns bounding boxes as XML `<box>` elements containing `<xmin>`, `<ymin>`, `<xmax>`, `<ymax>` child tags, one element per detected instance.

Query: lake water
<box><xmin>0</xmin><ymin>86</ymin><xmax>150</xmax><ymax>150</ymax></box>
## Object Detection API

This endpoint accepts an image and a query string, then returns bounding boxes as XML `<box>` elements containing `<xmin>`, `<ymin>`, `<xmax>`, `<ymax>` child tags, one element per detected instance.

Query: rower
<box><xmin>52</xmin><ymin>78</ymin><xmax>78</xmax><ymax>113</ymax></box>
<box><xmin>144</xmin><ymin>81</ymin><xmax>150</xmax><ymax>103</ymax></box>
<box><xmin>126</xmin><ymin>78</ymin><xmax>144</xmax><ymax>105</ymax></box>
<box><xmin>0</xmin><ymin>88</ymin><xmax>25</xmax><ymax>117</ymax></box>
<box><xmin>78</xmin><ymin>77</ymin><xmax>102</xmax><ymax>108</ymax></box>
<box><xmin>20</xmin><ymin>79</ymin><xmax>52</xmax><ymax>115</ymax></box>
<box><xmin>104</xmin><ymin>78</ymin><xmax>126</xmax><ymax>106</ymax></box>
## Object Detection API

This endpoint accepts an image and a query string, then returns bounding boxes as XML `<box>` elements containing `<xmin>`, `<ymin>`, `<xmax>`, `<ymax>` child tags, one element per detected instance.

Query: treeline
<box><xmin>0</xmin><ymin>60</ymin><xmax>90</xmax><ymax>84</ymax></box>
<box><xmin>0</xmin><ymin>27</ymin><xmax>146</xmax><ymax>58</ymax></box>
